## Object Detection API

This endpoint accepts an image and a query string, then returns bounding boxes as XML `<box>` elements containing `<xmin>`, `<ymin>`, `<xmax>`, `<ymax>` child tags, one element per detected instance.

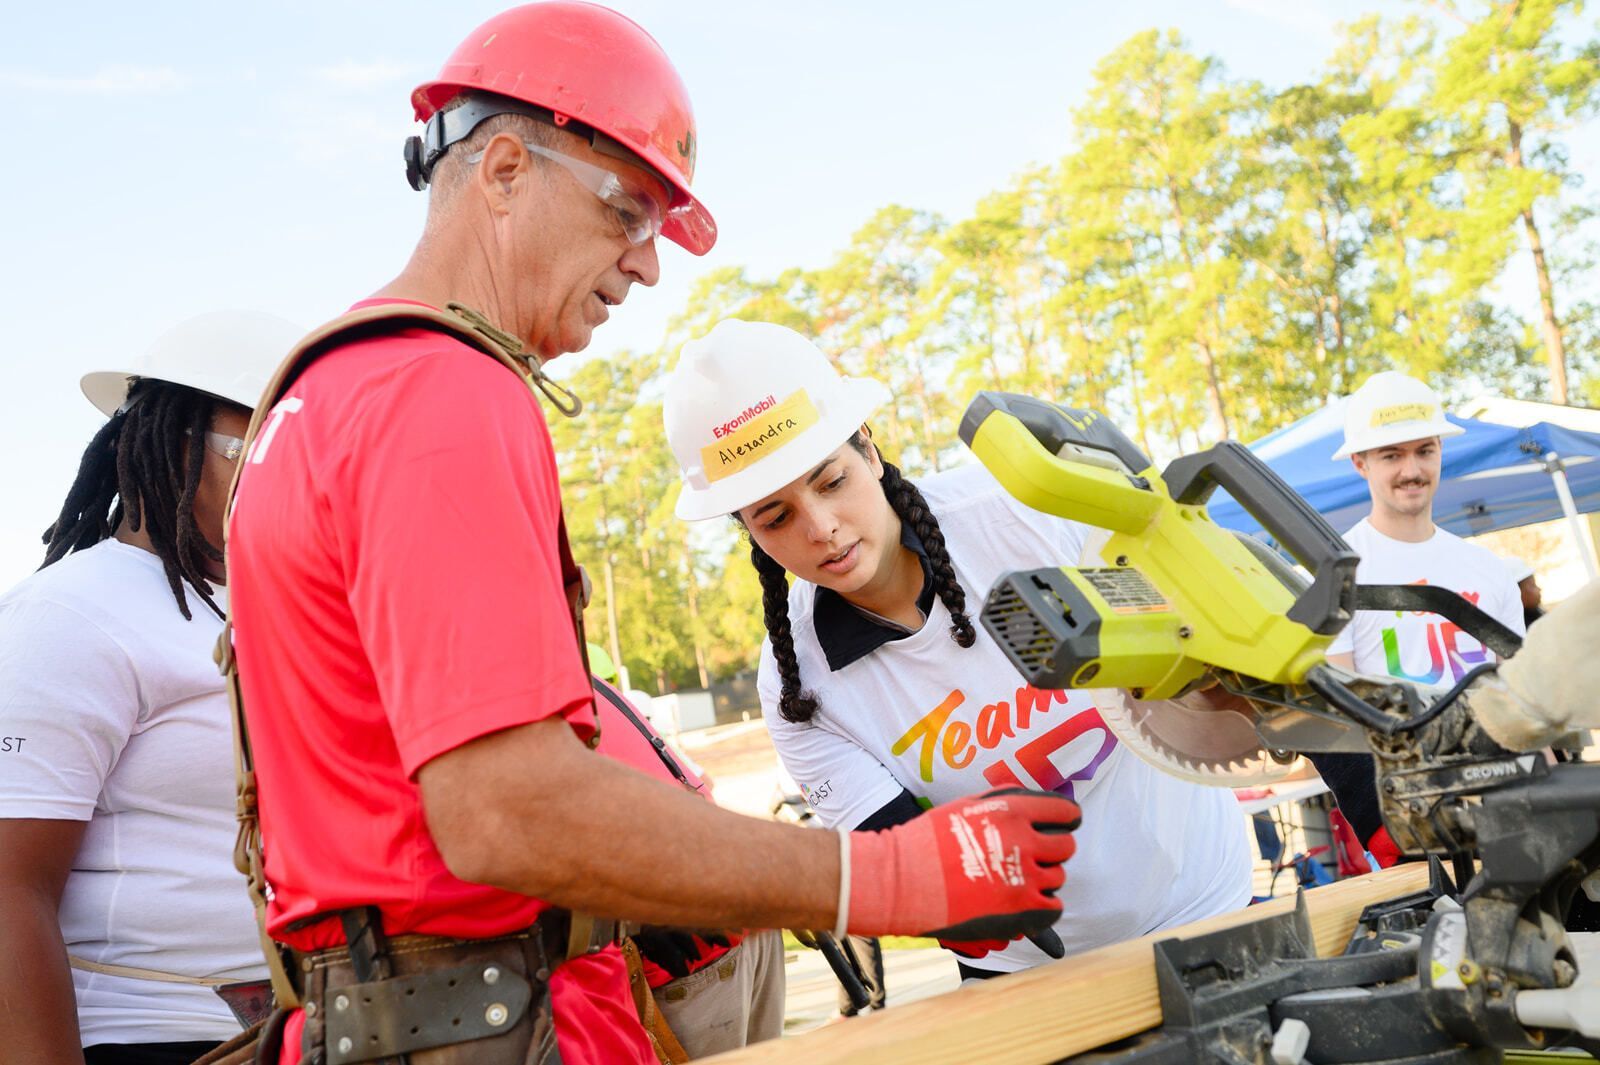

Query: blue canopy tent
<box><xmin>1206</xmin><ymin>399</ymin><xmax>1600</xmax><ymax>569</ymax></box>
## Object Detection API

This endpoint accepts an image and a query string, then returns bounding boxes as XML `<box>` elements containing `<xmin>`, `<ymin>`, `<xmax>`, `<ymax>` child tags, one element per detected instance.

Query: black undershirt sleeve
<box><xmin>853</xmin><ymin>788</ymin><xmax>925</xmax><ymax>832</ymax></box>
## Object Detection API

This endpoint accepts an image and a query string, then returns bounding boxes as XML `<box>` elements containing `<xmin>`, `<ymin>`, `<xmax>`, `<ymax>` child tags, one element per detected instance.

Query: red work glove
<box><xmin>844</xmin><ymin>788</ymin><xmax>1079</xmax><ymax>950</ymax></box>
<box><xmin>940</xmin><ymin>926</ymin><xmax>1066</xmax><ymax>960</ymax></box>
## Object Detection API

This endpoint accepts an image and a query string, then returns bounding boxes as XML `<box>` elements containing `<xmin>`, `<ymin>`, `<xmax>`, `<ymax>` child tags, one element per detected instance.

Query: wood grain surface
<box><xmin>703</xmin><ymin>863</ymin><xmax>1433</xmax><ymax>1065</ymax></box>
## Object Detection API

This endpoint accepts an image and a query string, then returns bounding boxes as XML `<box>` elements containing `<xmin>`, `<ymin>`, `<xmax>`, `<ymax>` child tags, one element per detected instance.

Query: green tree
<box><xmin>1333</xmin><ymin>15</ymin><xmax>1504</xmax><ymax>381</ymax></box>
<box><xmin>1428</xmin><ymin>0</ymin><xmax>1600</xmax><ymax>402</ymax></box>
<box><xmin>811</xmin><ymin>206</ymin><xmax>955</xmax><ymax>474</ymax></box>
<box><xmin>1067</xmin><ymin>30</ymin><xmax>1258</xmax><ymax>441</ymax></box>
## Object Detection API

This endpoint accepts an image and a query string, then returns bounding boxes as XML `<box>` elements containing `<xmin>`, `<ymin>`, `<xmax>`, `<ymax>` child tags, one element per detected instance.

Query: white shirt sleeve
<box><xmin>0</xmin><ymin>595</ymin><xmax>140</xmax><ymax>820</ymax></box>
<box><xmin>1327</xmin><ymin>626</ymin><xmax>1354</xmax><ymax>656</ymax></box>
<box><xmin>758</xmin><ymin>646</ymin><xmax>907</xmax><ymax>831</ymax></box>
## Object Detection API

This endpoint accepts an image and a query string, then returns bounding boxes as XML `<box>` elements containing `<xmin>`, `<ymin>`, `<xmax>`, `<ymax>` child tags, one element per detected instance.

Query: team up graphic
<box><xmin>891</xmin><ymin>684</ymin><xmax>1118</xmax><ymax>802</ymax></box>
<box><xmin>1377</xmin><ymin>581</ymin><xmax>1497</xmax><ymax>685</ymax></box>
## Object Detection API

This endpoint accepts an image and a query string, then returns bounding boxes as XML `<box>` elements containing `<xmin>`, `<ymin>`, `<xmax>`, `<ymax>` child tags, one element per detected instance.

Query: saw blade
<box><xmin>1093</xmin><ymin>687</ymin><xmax>1296</xmax><ymax>786</ymax></box>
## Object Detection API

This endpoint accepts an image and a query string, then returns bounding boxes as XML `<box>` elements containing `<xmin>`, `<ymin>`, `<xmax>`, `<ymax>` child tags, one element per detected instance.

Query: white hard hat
<box><xmin>1332</xmin><ymin>370</ymin><xmax>1463</xmax><ymax>460</ymax></box>
<box><xmin>81</xmin><ymin>309</ymin><xmax>306</xmax><ymax>416</ymax></box>
<box><xmin>664</xmin><ymin>319</ymin><xmax>890</xmax><ymax>521</ymax></box>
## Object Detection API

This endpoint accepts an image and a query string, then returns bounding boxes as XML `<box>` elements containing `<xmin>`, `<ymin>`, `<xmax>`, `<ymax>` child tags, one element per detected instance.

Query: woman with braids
<box><xmin>664</xmin><ymin>320</ymin><xmax>1251</xmax><ymax>981</ymax></box>
<box><xmin>0</xmin><ymin>311</ymin><xmax>302</xmax><ymax>1065</ymax></box>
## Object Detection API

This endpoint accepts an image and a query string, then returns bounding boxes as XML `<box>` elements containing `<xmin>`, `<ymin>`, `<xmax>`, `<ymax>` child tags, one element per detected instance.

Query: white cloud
<box><xmin>0</xmin><ymin>64</ymin><xmax>186</xmax><ymax>95</ymax></box>
<box><xmin>312</xmin><ymin>60</ymin><xmax>414</xmax><ymax>90</ymax></box>
<box><xmin>1223</xmin><ymin>0</ymin><xmax>1335</xmax><ymax>36</ymax></box>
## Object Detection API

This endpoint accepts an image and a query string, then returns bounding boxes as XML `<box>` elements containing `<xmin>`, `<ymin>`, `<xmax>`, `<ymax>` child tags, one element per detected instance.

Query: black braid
<box><xmin>41</xmin><ymin>380</ymin><xmax>228</xmax><ymax>620</ymax></box>
<box><xmin>750</xmin><ymin>541</ymin><xmax>821</xmax><ymax>724</ymax></box>
<box><xmin>874</xmin><ymin>451</ymin><xmax>977</xmax><ymax>649</ymax></box>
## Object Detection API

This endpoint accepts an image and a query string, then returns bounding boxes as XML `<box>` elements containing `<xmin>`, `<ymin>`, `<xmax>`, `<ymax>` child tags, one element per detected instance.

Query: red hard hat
<box><xmin>410</xmin><ymin>2</ymin><xmax>716</xmax><ymax>255</ymax></box>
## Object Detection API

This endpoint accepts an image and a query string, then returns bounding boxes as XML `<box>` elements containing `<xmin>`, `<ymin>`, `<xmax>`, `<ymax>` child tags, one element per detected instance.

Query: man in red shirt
<box><xmin>227</xmin><ymin>5</ymin><xmax>1081</xmax><ymax>1063</ymax></box>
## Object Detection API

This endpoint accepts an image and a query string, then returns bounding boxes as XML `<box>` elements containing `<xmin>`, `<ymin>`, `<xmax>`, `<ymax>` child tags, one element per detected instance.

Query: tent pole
<box><xmin>1544</xmin><ymin>451</ymin><xmax>1599</xmax><ymax>581</ymax></box>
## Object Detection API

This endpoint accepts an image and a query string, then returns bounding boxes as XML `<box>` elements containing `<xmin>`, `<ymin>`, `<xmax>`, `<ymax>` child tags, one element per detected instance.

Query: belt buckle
<box><xmin>565</xmin><ymin>913</ymin><xmax>618</xmax><ymax>959</ymax></box>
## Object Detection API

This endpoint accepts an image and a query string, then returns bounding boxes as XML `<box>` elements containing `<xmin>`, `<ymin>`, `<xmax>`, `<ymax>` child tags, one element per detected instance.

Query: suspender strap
<box><xmin>589</xmin><ymin>681</ymin><xmax>699</xmax><ymax>792</ymax></box>
<box><xmin>217</xmin><ymin>301</ymin><xmax>600</xmax><ymax>1011</ymax></box>
<box><xmin>67</xmin><ymin>954</ymin><xmax>234</xmax><ymax>987</ymax></box>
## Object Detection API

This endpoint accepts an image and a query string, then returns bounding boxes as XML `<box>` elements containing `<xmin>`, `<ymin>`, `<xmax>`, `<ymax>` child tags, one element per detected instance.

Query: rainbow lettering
<box><xmin>1380</xmin><ymin>589</ymin><xmax>1492</xmax><ymax>683</ymax></box>
<box><xmin>891</xmin><ymin>685</ymin><xmax>1118</xmax><ymax>802</ymax></box>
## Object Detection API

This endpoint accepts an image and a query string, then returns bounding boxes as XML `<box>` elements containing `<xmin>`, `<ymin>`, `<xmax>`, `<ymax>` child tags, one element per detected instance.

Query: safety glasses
<box><xmin>186</xmin><ymin>427</ymin><xmax>246</xmax><ymax>462</ymax></box>
<box><xmin>467</xmin><ymin>139</ymin><xmax>665</xmax><ymax>247</ymax></box>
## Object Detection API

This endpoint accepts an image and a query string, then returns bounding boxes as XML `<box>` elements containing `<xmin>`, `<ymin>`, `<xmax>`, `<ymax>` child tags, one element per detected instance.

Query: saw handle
<box><xmin>959</xmin><ymin>393</ymin><xmax>1151</xmax><ymax>475</ymax></box>
<box><xmin>1162</xmin><ymin>441</ymin><xmax>1359</xmax><ymax>635</ymax></box>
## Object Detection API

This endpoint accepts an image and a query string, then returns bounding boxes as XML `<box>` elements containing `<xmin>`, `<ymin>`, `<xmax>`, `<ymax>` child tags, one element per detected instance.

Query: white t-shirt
<box><xmin>0</xmin><ymin>540</ymin><xmax>265</xmax><ymax>1045</ymax></box>
<box><xmin>1327</xmin><ymin>519</ymin><xmax>1527</xmax><ymax>684</ymax></box>
<box><xmin>760</xmin><ymin>464</ymin><xmax>1252</xmax><ymax>973</ymax></box>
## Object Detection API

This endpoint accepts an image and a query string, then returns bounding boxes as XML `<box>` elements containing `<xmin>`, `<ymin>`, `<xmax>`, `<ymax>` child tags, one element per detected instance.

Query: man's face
<box><xmin>1352</xmin><ymin>436</ymin><xmax>1441</xmax><ymax>519</ymax></box>
<box><xmin>507</xmin><ymin>133</ymin><xmax>668</xmax><ymax>359</ymax></box>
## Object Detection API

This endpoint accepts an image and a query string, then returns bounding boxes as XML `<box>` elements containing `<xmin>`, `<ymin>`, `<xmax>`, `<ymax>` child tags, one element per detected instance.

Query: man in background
<box><xmin>1315</xmin><ymin>371</ymin><xmax>1526</xmax><ymax>868</ymax></box>
<box><xmin>1326</xmin><ymin>371</ymin><xmax>1525</xmax><ymax>682</ymax></box>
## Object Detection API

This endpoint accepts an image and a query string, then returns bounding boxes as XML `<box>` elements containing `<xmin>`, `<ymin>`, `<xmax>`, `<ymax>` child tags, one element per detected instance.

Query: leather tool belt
<box><xmin>289</xmin><ymin>908</ymin><xmax>615</xmax><ymax>1065</ymax></box>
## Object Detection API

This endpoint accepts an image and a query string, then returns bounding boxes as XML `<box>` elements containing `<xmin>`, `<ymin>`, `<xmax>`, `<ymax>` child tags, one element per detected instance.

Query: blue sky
<box><xmin>0</xmin><ymin>0</ymin><xmax>1569</xmax><ymax>587</ymax></box>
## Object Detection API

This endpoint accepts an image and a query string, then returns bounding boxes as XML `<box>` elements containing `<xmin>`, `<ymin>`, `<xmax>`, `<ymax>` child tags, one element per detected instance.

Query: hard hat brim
<box><xmin>1331</xmin><ymin>419</ymin><xmax>1464</xmax><ymax>460</ymax></box>
<box><xmin>81</xmin><ymin>371</ymin><xmax>139</xmax><ymax>418</ymax></box>
<box><xmin>80</xmin><ymin>369</ymin><xmax>270</xmax><ymax>417</ymax></box>
<box><xmin>674</xmin><ymin>377</ymin><xmax>892</xmax><ymax>521</ymax></box>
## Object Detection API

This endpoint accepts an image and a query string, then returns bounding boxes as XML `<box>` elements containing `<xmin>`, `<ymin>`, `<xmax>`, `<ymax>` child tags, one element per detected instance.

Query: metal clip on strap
<box><xmin>446</xmin><ymin>302</ymin><xmax>582</xmax><ymax>417</ymax></box>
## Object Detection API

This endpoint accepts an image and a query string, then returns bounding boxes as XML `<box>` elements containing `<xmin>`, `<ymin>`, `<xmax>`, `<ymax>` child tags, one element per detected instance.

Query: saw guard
<box><xmin>1093</xmin><ymin>687</ymin><xmax>1296</xmax><ymax>786</ymax></box>
<box><xmin>1076</xmin><ymin>528</ymin><xmax>1294</xmax><ymax>785</ymax></box>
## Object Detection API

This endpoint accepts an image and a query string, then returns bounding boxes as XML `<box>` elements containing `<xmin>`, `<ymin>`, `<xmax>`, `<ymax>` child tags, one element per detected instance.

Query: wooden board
<box><xmin>704</xmin><ymin>863</ymin><xmax>1433</xmax><ymax>1065</ymax></box>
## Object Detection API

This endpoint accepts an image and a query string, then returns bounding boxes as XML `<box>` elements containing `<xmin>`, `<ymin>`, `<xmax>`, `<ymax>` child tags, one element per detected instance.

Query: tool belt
<box><xmin>286</xmin><ymin>906</ymin><xmax>625</xmax><ymax>1065</ymax></box>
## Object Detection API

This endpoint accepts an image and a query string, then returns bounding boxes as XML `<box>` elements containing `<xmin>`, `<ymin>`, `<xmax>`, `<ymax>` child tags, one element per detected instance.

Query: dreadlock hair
<box><xmin>41</xmin><ymin>379</ymin><xmax>232</xmax><ymax>620</ymax></box>
<box><xmin>747</xmin><ymin>431</ymin><xmax>977</xmax><ymax>724</ymax></box>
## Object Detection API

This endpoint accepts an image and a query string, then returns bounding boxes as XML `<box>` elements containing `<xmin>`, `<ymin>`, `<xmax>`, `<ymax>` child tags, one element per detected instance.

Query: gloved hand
<box><xmin>631</xmin><ymin>927</ymin><xmax>732</xmax><ymax>981</ymax></box>
<box><xmin>1470</xmin><ymin>579</ymin><xmax>1600</xmax><ymax>751</ymax></box>
<box><xmin>940</xmin><ymin>926</ymin><xmax>1066</xmax><ymax>961</ymax></box>
<box><xmin>844</xmin><ymin>788</ymin><xmax>1079</xmax><ymax>944</ymax></box>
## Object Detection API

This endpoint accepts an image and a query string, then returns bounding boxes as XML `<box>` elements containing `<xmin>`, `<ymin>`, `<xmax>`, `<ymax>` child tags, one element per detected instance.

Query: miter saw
<box><xmin>958</xmin><ymin>392</ymin><xmax>1600</xmax><ymax>1063</ymax></box>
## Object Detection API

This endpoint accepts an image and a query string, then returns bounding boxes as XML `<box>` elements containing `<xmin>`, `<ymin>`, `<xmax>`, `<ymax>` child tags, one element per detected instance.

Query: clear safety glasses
<box><xmin>467</xmin><ymin>139</ymin><xmax>665</xmax><ymax>247</ymax></box>
<box><xmin>205</xmin><ymin>432</ymin><xmax>246</xmax><ymax>461</ymax></box>
<box><xmin>186</xmin><ymin>427</ymin><xmax>246</xmax><ymax>462</ymax></box>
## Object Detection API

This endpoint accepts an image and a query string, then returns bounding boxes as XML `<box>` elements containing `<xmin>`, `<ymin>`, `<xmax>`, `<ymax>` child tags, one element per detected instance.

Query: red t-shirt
<box><xmin>228</xmin><ymin>307</ymin><xmax>651</xmax><ymax>1064</ymax></box>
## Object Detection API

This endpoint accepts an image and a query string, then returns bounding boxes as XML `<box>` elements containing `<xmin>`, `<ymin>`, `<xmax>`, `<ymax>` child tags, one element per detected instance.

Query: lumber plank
<box><xmin>704</xmin><ymin>863</ymin><xmax>1433</xmax><ymax>1065</ymax></box>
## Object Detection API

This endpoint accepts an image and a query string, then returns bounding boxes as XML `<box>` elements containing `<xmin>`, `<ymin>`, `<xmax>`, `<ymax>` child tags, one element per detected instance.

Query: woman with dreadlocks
<box><xmin>664</xmin><ymin>320</ymin><xmax>1252</xmax><ymax>982</ymax></box>
<box><xmin>0</xmin><ymin>311</ymin><xmax>301</xmax><ymax>1065</ymax></box>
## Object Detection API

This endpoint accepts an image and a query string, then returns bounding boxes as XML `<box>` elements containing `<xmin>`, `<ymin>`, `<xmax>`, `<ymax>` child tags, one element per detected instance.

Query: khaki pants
<box><xmin>655</xmin><ymin>930</ymin><xmax>785</xmax><ymax>1059</ymax></box>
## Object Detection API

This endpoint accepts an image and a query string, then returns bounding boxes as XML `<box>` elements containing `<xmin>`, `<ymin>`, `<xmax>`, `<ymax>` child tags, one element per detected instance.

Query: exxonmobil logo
<box><xmin>712</xmin><ymin>394</ymin><xmax>777</xmax><ymax>438</ymax></box>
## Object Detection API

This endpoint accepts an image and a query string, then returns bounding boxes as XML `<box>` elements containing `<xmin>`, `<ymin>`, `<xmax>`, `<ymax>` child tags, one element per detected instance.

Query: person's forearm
<box><xmin>422</xmin><ymin>720</ymin><xmax>840</xmax><ymax>930</ymax></box>
<box><xmin>0</xmin><ymin>886</ymin><xmax>84</xmax><ymax>1065</ymax></box>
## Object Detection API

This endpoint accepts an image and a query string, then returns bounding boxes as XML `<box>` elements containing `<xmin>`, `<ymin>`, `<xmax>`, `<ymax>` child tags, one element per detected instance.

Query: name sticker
<box><xmin>701</xmin><ymin>390</ymin><xmax>819</xmax><ymax>483</ymax></box>
<box><xmin>1370</xmin><ymin>402</ymin><xmax>1435</xmax><ymax>428</ymax></box>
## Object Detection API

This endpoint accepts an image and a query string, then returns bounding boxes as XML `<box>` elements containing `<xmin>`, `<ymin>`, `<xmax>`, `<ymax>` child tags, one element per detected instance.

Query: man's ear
<box><xmin>1350</xmin><ymin>452</ymin><xmax>1369</xmax><ymax>480</ymax></box>
<box><xmin>472</xmin><ymin>132</ymin><xmax>535</xmax><ymax>216</ymax></box>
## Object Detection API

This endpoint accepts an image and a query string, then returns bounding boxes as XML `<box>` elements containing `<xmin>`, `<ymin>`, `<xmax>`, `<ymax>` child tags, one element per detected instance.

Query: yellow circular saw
<box><xmin>961</xmin><ymin>392</ymin><xmax>1372</xmax><ymax>784</ymax></box>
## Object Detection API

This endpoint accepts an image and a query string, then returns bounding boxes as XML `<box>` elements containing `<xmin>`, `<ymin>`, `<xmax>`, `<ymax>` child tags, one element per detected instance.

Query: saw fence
<box><xmin>705</xmin><ymin>863</ymin><xmax>1432</xmax><ymax>1065</ymax></box>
